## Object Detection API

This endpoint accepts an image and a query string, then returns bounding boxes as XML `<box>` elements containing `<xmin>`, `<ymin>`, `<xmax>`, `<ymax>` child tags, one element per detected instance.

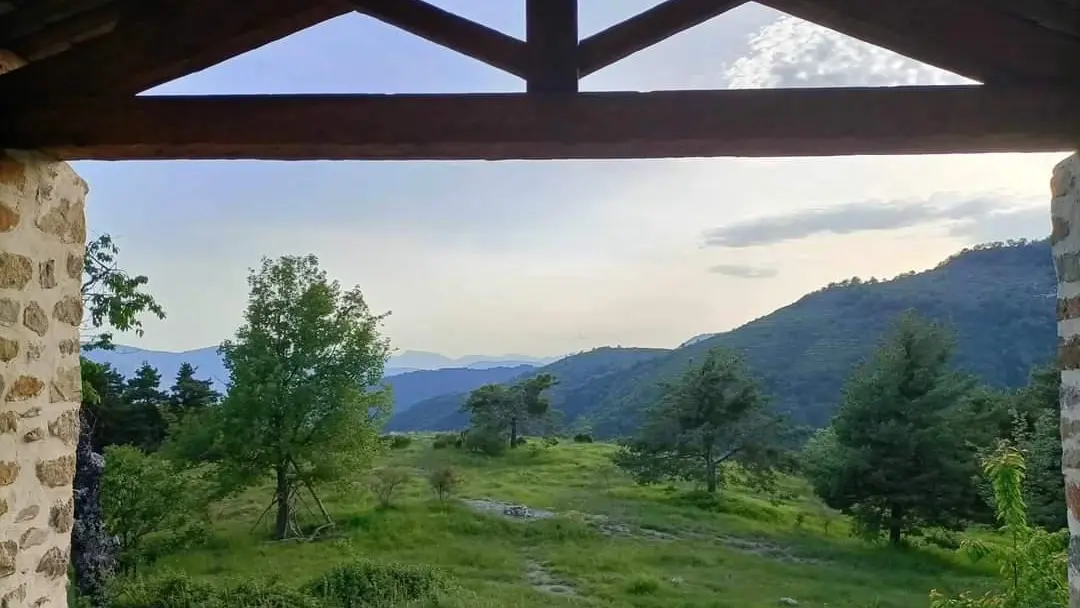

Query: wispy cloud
<box><xmin>702</xmin><ymin>195</ymin><xmax>1039</xmax><ymax>248</ymax></box>
<box><xmin>707</xmin><ymin>264</ymin><xmax>778</xmax><ymax>279</ymax></box>
<box><xmin>722</xmin><ymin>16</ymin><xmax>973</xmax><ymax>89</ymax></box>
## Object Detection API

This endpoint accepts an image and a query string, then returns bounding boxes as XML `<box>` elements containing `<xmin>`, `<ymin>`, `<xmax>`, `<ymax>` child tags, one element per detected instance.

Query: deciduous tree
<box><xmin>213</xmin><ymin>255</ymin><xmax>392</xmax><ymax>540</ymax></box>
<box><xmin>462</xmin><ymin>374</ymin><xmax>558</xmax><ymax>448</ymax></box>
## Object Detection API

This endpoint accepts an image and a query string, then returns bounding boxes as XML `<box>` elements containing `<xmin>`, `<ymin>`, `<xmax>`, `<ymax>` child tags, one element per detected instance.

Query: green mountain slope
<box><xmin>391</xmin><ymin>240</ymin><xmax>1056</xmax><ymax>438</ymax></box>
<box><xmin>386</xmin><ymin>347</ymin><xmax>670</xmax><ymax>431</ymax></box>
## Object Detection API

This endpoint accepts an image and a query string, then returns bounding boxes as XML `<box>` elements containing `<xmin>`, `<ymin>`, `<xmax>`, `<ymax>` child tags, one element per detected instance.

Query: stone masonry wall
<box><xmin>1053</xmin><ymin>152</ymin><xmax>1080</xmax><ymax>608</ymax></box>
<box><xmin>0</xmin><ymin>150</ymin><xmax>86</xmax><ymax>608</ymax></box>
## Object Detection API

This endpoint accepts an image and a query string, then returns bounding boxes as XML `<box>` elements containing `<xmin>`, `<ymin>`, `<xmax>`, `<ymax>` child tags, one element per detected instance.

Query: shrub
<box><xmin>381</xmin><ymin>434</ymin><xmax>412</xmax><ymax>450</ymax></box>
<box><xmin>463</xmin><ymin>428</ymin><xmax>506</xmax><ymax>456</ymax></box>
<box><xmin>572</xmin><ymin>433</ymin><xmax>593</xmax><ymax>443</ymax></box>
<box><xmin>542</xmin><ymin>436</ymin><xmax>560</xmax><ymax>448</ymax></box>
<box><xmin>107</xmin><ymin>572</ymin><xmax>323</xmax><ymax>608</ymax></box>
<box><xmin>627</xmin><ymin>576</ymin><xmax>660</xmax><ymax>595</ymax></box>
<box><xmin>101</xmin><ymin>446</ymin><xmax>211</xmax><ymax>572</ymax></box>
<box><xmin>369</xmin><ymin>467</ymin><xmax>412</xmax><ymax>509</ymax></box>
<box><xmin>429</xmin><ymin>465</ymin><xmax>461</xmax><ymax>506</ymax></box>
<box><xmin>306</xmin><ymin>559</ymin><xmax>455</xmax><ymax>607</ymax></box>
<box><xmin>929</xmin><ymin>443</ymin><xmax>1068</xmax><ymax>607</ymax></box>
<box><xmin>432</xmin><ymin>433</ymin><xmax>460</xmax><ymax>450</ymax></box>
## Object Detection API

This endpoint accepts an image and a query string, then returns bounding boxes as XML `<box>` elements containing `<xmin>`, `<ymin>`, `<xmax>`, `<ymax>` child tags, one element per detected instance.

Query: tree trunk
<box><xmin>509</xmin><ymin>418</ymin><xmax>518</xmax><ymax>448</ymax></box>
<box><xmin>274</xmin><ymin>462</ymin><xmax>290</xmax><ymax>540</ymax></box>
<box><xmin>705</xmin><ymin>455</ymin><xmax>717</xmax><ymax>493</ymax></box>
<box><xmin>888</xmin><ymin>504</ymin><xmax>903</xmax><ymax>545</ymax></box>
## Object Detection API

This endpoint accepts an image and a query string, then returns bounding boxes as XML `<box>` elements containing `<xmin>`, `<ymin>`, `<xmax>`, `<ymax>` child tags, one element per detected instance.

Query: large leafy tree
<box><xmin>808</xmin><ymin>311</ymin><xmax>980</xmax><ymax>545</ymax></box>
<box><xmin>119</xmin><ymin>363</ymin><xmax>169</xmax><ymax>452</ymax></box>
<box><xmin>212</xmin><ymin>255</ymin><xmax>392</xmax><ymax>540</ymax></box>
<box><xmin>462</xmin><ymin>374</ymin><xmax>558</xmax><ymax>447</ymax></box>
<box><xmin>613</xmin><ymin>347</ymin><xmax>788</xmax><ymax>493</ymax></box>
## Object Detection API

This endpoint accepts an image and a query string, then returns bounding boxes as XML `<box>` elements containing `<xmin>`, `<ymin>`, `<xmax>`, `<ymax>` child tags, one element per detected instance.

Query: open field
<box><xmin>146</xmin><ymin>438</ymin><xmax>997</xmax><ymax>607</ymax></box>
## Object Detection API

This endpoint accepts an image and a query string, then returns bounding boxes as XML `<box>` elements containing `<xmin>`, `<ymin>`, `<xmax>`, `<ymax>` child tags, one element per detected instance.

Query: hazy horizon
<box><xmin>81</xmin><ymin>1</ymin><xmax>1059</xmax><ymax>358</ymax></box>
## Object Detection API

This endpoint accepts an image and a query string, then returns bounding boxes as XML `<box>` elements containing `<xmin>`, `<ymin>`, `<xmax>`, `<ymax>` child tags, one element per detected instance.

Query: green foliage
<box><xmin>427</xmin><ymin>465</ymin><xmax>461</xmax><ymax>506</ymax></box>
<box><xmin>929</xmin><ymin>444</ymin><xmax>1068</xmax><ymax>608</ymax></box>
<box><xmin>461</xmin><ymin>374</ymin><xmax>558</xmax><ymax>448</ymax></box>
<box><xmin>304</xmin><ymin>559</ymin><xmax>455</xmax><ymax>607</ymax></box>
<box><xmin>431</xmin><ymin>433</ymin><xmax>460</xmax><ymax>450</ymax></box>
<box><xmin>81</xmin><ymin>233</ymin><xmax>167</xmax><ymax>351</ymax></box>
<box><xmin>807</xmin><ymin>312</ymin><xmax>982</xmax><ymax>544</ymax></box>
<box><xmin>205</xmin><ymin>255</ymin><xmax>392</xmax><ymax>539</ymax></box>
<box><xmin>167</xmin><ymin>362</ymin><xmax>221</xmax><ymax>425</ymax></box>
<box><xmin>381</xmin><ymin>434</ymin><xmax>412</xmax><ymax>450</ymax></box>
<box><xmin>614</xmin><ymin>347</ymin><xmax>789</xmax><ymax>494</ymax></box>
<box><xmin>369</xmin><ymin>468</ymin><xmax>412</xmax><ymax>509</ymax></box>
<box><xmin>462</xmin><ymin>427</ymin><xmax>508</xmax><ymax>457</ymax></box>
<box><xmin>100</xmin><ymin>446</ymin><xmax>211</xmax><ymax>571</ymax></box>
<box><xmin>120</xmin><ymin>362</ymin><xmax>170</xmax><ymax>451</ymax></box>
<box><xmin>107</xmin><ymin>571</ymin><xmax>322</xmax><ymax>608</ymax></box>
<box><xmin>572</xmin><ymin>434</ymin><xmax>594</xmax><ymax>443</ymax></box>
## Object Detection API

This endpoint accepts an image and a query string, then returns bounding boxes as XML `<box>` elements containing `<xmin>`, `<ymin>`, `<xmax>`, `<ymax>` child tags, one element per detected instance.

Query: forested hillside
<box><xmin>386</xmin><ymin>347</ymin><xmax>670</xmax><ymax>431</ymax></box>
<box><xmin>392</xmin><ymin>240</ymin><xmax>1056</xmax><ymax>436</ymax></box>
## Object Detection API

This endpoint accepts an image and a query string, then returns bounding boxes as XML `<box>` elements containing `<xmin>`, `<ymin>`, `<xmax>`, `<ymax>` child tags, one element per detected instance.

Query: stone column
<box><xmin>0</xmin><ymin>151</ymin><xmax>86</xmax><ymax>607</ymax></box>
<box><xmin>1054</xmin><ymin>152</ymin><xmax>1080</xmax><ymax>608</ymax></box>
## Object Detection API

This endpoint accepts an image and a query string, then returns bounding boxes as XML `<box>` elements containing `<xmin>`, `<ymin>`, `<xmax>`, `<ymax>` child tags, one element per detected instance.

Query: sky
<box><xmin>75</xmin><ymin>1</ymin><xmax>1064</xmax><ymax>358</ymax></box>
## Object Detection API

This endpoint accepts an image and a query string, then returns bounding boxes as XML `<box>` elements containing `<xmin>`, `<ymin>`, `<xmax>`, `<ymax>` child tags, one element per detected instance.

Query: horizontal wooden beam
<box><xmin>760</xmin><ymin>0</ymin><xmax>1080</xmax><ymax>84</ymax></box>
<box><xmin>348</xmin><ymin>0</ymin><xmax>527</xmax><ymax>78</ymax></box>
<box><xmin>579</xmin><ymin>0</ymin><xmax>747</xmax><ymax>77</ymax></box>
<box><xmin>3</xmin><ymin>86</ymin><xmax>1079</xmax><ymax>161</ymax></box>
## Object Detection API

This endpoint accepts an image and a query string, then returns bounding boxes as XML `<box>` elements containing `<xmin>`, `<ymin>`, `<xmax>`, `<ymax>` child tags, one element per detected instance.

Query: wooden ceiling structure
<box><xmin>1</xmin><ymin>0</ymin><xmax>1079</xmax><ymax>161</ymax></box>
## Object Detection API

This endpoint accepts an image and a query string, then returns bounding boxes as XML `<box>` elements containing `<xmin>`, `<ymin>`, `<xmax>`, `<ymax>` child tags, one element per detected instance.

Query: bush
<box><xmin>381</xmin><ymin>434</ymin><xmax>412</xmax><ymax>450</ymax></box>
<box><xmin>572</xmin><ymin>433</ymin><xmax>593</xmax><ymax>443</ymax></box>
<box><xmin>108</xmin><ymin>572</ymin><xmax>322</xmax><ymax>608</ymax></box>
<box><xmin>306</xmin><ymin>559</ymin><xmax>455</xmax><ymax>607</ymax></box>
<box><xmin>101</xmin><ymin>446</ymin><xmax>212</xmax><ymax>571</ymax></box>
<box><xmin>369</xmin><ymin>467</ymin><xmax>412</xmax><ymax>509</ymax></box>
<box><xmin>432</xmin><ymin>433</ymin><xmax>460</xmax><ymax>450</ymax></box>
<box><xmin>463</xmin><ymin>428</ymin><xmax>506</xmax><ymax>456</ymax></box>
<box><xmin>542</xmin><ymin>436</ymin><xmax>559</xmax><ymax>448</ymax></box>
<box><xmin>428</xmin><ymin>465</ymin><xmax>461</xmax><ymax>506</ymax></box>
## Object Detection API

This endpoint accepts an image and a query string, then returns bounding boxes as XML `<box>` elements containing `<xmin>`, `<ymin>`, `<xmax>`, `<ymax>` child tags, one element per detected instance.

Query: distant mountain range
<box><xmin>82</xmin><ymin>346</ymin><xmax>559</xmax><ymax>414</ymax></box>
<box><xmin>390</xmin><ymin>239</ymin><xmax>1056</xmax><ymax>437</ymax></box>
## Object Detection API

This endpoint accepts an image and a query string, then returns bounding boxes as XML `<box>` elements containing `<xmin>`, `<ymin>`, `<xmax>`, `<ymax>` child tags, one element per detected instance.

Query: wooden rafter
<box><xmin>348</xmin><ymin>0</ymin><xmax>527</xmax><ymax>78</ymax></box>
<box><xmin>0</xmin><ymin>0</ymin><xmax>351</xmax><ymax>96</ymax></box>
<box><xmin>759</xmin><ymin>0</ymin><xmax>1080</xmax><ymax>84</ymax></box>
<box><xmin>4</xmin><ymin>86</ymin><xmax>1079</xmax><ymax>161</ymax></box>
<box><xmin>526</xmin><ymin>0</ymin><xmax>578</xmax><ymax>92</ymax></box>
<box><xmin>579</xmin><ymin>0</ymin><xmax>747</xmax><ymax>77</ymax></box>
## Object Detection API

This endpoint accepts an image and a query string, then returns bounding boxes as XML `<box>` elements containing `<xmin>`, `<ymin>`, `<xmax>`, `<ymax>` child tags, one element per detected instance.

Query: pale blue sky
<box><xmin>76</xmin><ymin>2</ymin><xmax>1061</xmax><ymax>358</ymax></box>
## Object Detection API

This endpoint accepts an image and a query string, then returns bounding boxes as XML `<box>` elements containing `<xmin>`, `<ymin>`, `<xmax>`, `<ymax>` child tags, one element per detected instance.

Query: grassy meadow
<box><xmin>142</xmin><ymin>437</ymin><xmax>998</xmax><ymax>607</ymax></box>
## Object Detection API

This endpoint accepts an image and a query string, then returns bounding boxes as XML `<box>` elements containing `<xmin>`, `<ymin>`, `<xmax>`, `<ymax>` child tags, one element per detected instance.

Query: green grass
<box><xmin>144</xmin><ymin>438</ymin><xmax>998</xmax><ymax>607</ymax></box>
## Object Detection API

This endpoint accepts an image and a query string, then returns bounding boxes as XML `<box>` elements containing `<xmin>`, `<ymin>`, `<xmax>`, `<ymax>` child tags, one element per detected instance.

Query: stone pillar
<box><xmin>0</xmin><ymin>151</ymin><xmax>86</xmax><ymax>608</ymax></box>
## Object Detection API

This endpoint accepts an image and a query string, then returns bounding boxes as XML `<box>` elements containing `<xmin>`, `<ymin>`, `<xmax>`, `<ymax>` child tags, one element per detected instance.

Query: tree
<box><xmin>808</xmin><ymin>312</ymin><xmax>980</xmax><ymax>545</ymax></box>
<box><xmin>120</xmin><ymin>362</ymin><xmax>169</xmax><ymax>452</ymax></box>
<box><xmin>167</xmin><ymin>362</ymin><xmax>221</xmax><ymax>423</ymax></box>
<box><xmin>81</xmin><ymin>233</ymin><xmax>166</xmax><ymax>351</ymax></box>
<box><xmin>212</xmin><ymin>255</ymin><xmax>392</xmax><ymax>540</ymax></box>
<box><xmin>461</xmin><ymin>374</ymin><xmax>558</xmax><ymax>448</ymax></box>
<box><xmin>613</xmin><ymin>348</ymin><xmax>787</xmax><ymax>494</ymax></box>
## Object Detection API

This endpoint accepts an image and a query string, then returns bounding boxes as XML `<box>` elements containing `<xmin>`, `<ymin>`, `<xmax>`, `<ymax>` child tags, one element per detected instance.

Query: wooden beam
<box><xmin>348</xmin><ymin>0</ymin><xmax>527</xmax><ymax>78</ymax></box>
<box><xmin>579</xmin><ymin>0</ymin><xmax>746</xmax><ymax>77</ymax></box>
<box><xmin>759</xmin><ymin>0</ymin><xmax>1080</xmax><ymax>84</ymax></box>
<box><xmin>0</xmin><ymin>0</ymin><xmax>114</xmax><ymax>45</ymax></box>
<box><xmin>526</xmin><ymin>0</ymin><xmax>578</xmax><ymax>92</ymax></box>
<box><xmin>0</xmin><ymin>0</ymin><xmax>351</xmax><ymax>96</ymax></box>
<box><xmin>3</xmin><ymin>86</ymin><xmax>1079</xmax><ymax>161</ymax></box>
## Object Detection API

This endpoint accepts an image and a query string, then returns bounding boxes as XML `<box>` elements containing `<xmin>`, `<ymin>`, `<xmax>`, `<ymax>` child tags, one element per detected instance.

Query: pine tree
<box><xmin>810</xmin><ymin>311</ymin><xmax>980</xmax><ymax>544</ymax></box>
<box><xmin>167</xmin><ymin>362</ymin><xmax>220</xmax><ymax>422</ymax></box>
<box><xmin>120</xmin><ymin>362</ymin><xmax>169</xmax><ymax>451</ymax></box>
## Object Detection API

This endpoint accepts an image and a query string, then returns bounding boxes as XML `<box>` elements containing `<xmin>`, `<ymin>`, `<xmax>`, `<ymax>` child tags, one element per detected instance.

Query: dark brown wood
<box><xmin>526</xmin><ymin>0</ymin><xmax>578</xmax><ymax>92</ymax></box>
<box><xmin>0</xmin><ymin>0</ymin><xmax>351</xmax><ymax>95</ymax></box>
<box><xmin>760</xmin><ymin>0</ymin><xmax>1080</xmax><ymax>84</ymax></box>
<box><xmin>348</xmin><ymin>0</ymin><xmax>527</xmax><ymax>77</ymax></box>
<box><xmin>579</xmin><ymin>0</ymin><xmax>746</xmax><ymax>77</ymax></box>
<box><xmin>983</xmin><ymin>0</ymin><xmax>1080</xmax><ymax>37</ymax></box>
<box><xmin>6</xmin><ymin>2</ymin><xmax>119</xmax><ymax>61</ymax></box>
<box><xmin>0</xmin><ymin>0</ymin><xmax>114</xmax><ymax>44</ymax></box>
<box><xmin>4</xmin><ymin>86</ymin><xmax>1079</xmax><ymax>161</ymax></box>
